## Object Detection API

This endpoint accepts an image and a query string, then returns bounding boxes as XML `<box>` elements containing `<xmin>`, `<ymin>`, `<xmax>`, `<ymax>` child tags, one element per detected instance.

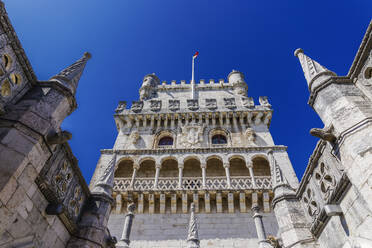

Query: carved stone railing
<box><xmin>35</xmin><ymin>144</ymin><xmax>90</xmax><ymax>233</ymax></box>
<box><xmin>296</xmin><ymin>141</ymin><xmax>351</xmax><ymax>237</ymax></box>
<box><xmin>113</xmin><ymin>176</ymin><xmax>272</xmax><ymax>191</ymax></box>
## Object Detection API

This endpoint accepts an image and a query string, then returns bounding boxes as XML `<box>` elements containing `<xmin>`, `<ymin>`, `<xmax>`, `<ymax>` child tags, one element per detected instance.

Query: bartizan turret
<box><xmin>139</xmin><ymin>73</ymin><xmax>160</xmax><ymax>100</ymax></box>
<box><xmin>228</xmin><ymin>70</ymin><xmax>248</xmax><ymax>96</ymax></box>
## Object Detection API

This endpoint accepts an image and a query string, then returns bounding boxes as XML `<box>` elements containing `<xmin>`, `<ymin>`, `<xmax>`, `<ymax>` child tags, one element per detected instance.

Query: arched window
<box><xmin>212</xmin><ymin>134</ymin><xmax>227</xmax><ymax>145</ymax></box>
<box><xmin>158</xmin><ymin>136</ymin><xmax>173</xmax><ymax>146</ymax></box>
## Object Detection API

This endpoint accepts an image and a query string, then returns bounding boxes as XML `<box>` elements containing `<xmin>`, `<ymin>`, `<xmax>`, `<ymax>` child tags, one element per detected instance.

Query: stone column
<box><xmin>129</xmin><ymin>164</ymin><xmax>139</xmax><ymax>189</ymax></box>
<box><xmin>247</xmin><ymin>161</ymin><xmax>257</xmax><ymax>188</ymax></box>
<box><xmin>187</xmin><ymin>203</ymin><xmax>200</xmax><ymax>248</ymax></box>
<box><xmin>224</xmin><ymin>163</ymin><xmax>231</xmax><ymax>188</ymax></box>
<box><xmin>116</xmin><ymin>193</ymin><xmax>122</xmax><ymax>214</ymax></box>
<box><xmin>178</xmin><ymin>163</ymin><xmax>184</xmax><ymax>189</ymax></box>
<box><xmin>252</xmin><ymin>204</ymin><xmax>272</xmax><ymax>248</ymax></box>
<box><xmin>67</xmin><ymin>153</ymin><xmax>117</xmax><ymax>247</ymax></box>
<box><xmin>201</xmin><ymin>162</ymin><xmax>207</xmax><ymax>189</ymax></box>
<box><xmin>117</xmin><ymin>203</ymin><xmax>136</xmax><ymax>248</ymax></box>
<box><xmin>154</xmin><ymin>164</ymin><xmax>161</xmax><ymax>189</ymax></box>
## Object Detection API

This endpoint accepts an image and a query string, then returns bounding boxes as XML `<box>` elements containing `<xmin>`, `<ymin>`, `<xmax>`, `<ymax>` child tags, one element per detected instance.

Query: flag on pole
<box><xmin>193</xmin><ymin>51</ymin><xmax>199</xmax><ymax>59</ymax></box>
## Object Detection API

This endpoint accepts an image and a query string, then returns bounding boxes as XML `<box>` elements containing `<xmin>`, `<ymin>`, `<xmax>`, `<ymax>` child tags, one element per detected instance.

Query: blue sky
<box><xmin>3</xmin><ymin>0</ymin><xmax>371</xmax><ymax>183</ymax></box>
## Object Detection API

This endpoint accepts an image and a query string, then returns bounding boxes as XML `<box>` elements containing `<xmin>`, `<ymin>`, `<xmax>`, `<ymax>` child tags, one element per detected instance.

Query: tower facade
<box><xmin>95</xmin><ymin>70</ymin><xmax>300</xmax><ymax>247</ymax></box>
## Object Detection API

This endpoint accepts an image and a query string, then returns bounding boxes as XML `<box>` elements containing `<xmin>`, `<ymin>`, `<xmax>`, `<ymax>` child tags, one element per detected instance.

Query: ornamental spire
<box><xmin>187</xmin><ymin>203</ymin><xmax>200</xmax><ymax>248</ymax></box>
<box><xmin>294</xmin><ymin>48</ymin><xmax>336</xmax><ymax>92</ymax></box>
<box><xmin>50</xmin><ymin>52</ymin><xmax>91</xmax><ymax>95</ymax></box>
<box><xmin>92</xmin><ymin>153</ymin><xmax>117</xmax><ymax>197</ymax></box>
<box><xmin>267</xmin><ymin>150</ymin><xmax>294</xmax><ymax>194</ymax></box>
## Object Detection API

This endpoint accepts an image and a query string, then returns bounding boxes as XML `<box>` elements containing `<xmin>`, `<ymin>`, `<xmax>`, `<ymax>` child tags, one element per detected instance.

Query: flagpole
<box><xmin>191</xmin><ymin>56</ymin><xmax>195</xmax><ymax>99</ymax></box>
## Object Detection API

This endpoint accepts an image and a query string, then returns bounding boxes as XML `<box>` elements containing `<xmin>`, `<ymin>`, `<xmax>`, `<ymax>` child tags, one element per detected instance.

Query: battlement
<box><xmin>160</xmin><ymin>78</ymin><xmax>227</xmax><ymax>86</ymax></box>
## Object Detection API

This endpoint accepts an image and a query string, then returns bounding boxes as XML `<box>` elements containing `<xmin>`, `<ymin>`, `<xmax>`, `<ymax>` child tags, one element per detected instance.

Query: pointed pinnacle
<box><xmin>294</xmin><ymin>48</ymin><xmax>336</xmax><ymax>91</ymax></box>
<box><xmin>50</xmin><ymin>52</ymin><xmax>92</xmax><ymax>95</ymax></box>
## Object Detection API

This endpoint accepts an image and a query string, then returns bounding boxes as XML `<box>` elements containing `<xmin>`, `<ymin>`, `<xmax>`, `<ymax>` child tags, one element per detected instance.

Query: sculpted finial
<box><xmin>294</xmin><ymin>48</ymin><xmax>304</xmax><ymax>57</ymax></box>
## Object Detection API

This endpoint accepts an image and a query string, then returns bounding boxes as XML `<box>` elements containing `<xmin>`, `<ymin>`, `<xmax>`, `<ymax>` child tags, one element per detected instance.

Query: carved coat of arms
<box><xmin>179</xmin><ymin>124</ymin><xmax>205</xmax><ymax>148</ymax></box>
<box><xmin>241</xmin><ymin>97</ymin><xmax>254</xmax><ymax>108</ymax></box>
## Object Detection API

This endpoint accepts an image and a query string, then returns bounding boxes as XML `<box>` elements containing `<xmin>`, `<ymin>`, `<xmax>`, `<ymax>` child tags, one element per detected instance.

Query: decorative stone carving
<box><xmin>241</xmin><ymin>97</ymin><xmax>254</xmax><ymax>108</ymax></box>
<box><xmin>53</xmin><ymin>161</ymin><xmax>73</xmax><ymax>199</ymax></box>
<box><xmin>244</xmin><ymin>128</ymin><xmax>256</xmax><ymax>144</ymax></box>
<box><xmin>169</xmin><ymin>100</ymin><xmax>180</xmax><ymax>111</ymax></box>
<box><xmin>364</xmin><ymin>66</ymin><xmax>372</xmax><ymax>79</ymax></box>
<box><xmin>68</xmin><ymin>186</ymin><xmax>84</xmax><ymax>217</ymax></box>
<box><xmin>315</xmin><ymin>162</ymin><xmax>336</xmax><ymax>201</ymax></box>
<box><xmin>224</xmin><ymin>98</ymin><xmax>236</xmax><ymax>109</ymax></box>
<box><xmin>187</xmin><ymin>99</ymin><xmax>199</xmax><ymax>111</ymax></box>
<box><xmin>259</xmin><ymin>96</ymin><xmax>271</xmax><ymax>108</ymax></box>
<box><xmin>115</xmin><ymin>101</ymin><xmax>127</xmax><ymax>113</ymax></box>
<box><xmin>179</xmin><ymin>124</ymin><xmax>204</xmax><ymax>148</ymax></box>
<box><xmin>128</xmin><ymin>131</ymin><xmax>140</xmax><ymax>144</ymax></box>
<box><xmin>131</xmin><ymin>101</ymin><xmax>143</xmax><ymax>113</ymax></box>
<box><xmin>205</xmin><ymin>99</ymin><xmax>217</xmax><ymax>110</ymax></box>
<box><xmin>302</xmin><ymin>188</ymin><xmax>319</xmax><ymax>223</ymax></box>
<box><xmin>310</xmin><ymin>126</ymin><xmax>336</xmax><ymax>143</ymax></box>
<box><xmin>150</xmin><ymin>100</ymin><xmax>161</xmax><ymax>112</ymax></box>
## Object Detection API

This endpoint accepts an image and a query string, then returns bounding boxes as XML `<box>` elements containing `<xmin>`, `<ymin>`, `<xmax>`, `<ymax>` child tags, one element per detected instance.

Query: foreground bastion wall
<box><xmin>108</xmin><ymin>212</ymin><xmax>278</xmax><ymax>248</ymax></box>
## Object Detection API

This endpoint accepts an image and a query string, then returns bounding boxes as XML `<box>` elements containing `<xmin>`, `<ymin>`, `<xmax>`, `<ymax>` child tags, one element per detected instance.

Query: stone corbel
<box><xmin>254</xmin><ymin>112</ymin><xmax>264</xmax><ymax>125</ymax></box>
<box><xmin>324</xmin><ymin>204</ymin><xmax>343</xmax><ymax>216</ymax></box>
<box><xmin>263</xmin><ymin>112</ymin><xmax>272</xmax><ymax>125</ymax></box>
<box><xmin>46</xmin><ymin>130</ymin><xmax>72</xmax><ymax>145</ymax></box>
<box><xmin>310</xmin><ymin>125</ymin><xmax>336</xmax><ymax>143</ymax></box>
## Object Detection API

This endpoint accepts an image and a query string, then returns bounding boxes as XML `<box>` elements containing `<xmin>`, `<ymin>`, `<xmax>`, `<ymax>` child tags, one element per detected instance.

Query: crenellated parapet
<box><xmin>116</xmin><ymin>97</ymin><xmax>271</xmax><ymax>114</ymax></box>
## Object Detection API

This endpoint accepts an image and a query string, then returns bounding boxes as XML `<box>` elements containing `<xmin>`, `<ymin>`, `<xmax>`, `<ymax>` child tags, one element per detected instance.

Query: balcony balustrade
<box><xmin>113</xmin><ymin>176</ymin><xmax>271</xmax><ymax>191</ymax></box>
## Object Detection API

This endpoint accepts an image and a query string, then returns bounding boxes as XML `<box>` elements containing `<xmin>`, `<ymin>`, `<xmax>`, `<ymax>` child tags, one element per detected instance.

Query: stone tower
<box><xmin>92</xmin><ymin>70</ymin><xmax>301</xmax><ymax>247</ymax></box>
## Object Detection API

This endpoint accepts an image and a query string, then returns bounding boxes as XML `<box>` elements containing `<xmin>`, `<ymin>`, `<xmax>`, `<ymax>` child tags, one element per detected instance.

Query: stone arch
<box><xmin>252</xmin><ymin>156</ymin><xmax>271</xmax><ymax>176</ymax></box>
<box><xmin>228</xmin><ymin>154</ymin><xmax>246</xmax><ymax>163</ymax></box>
<box><xmin>183</xmin><ymin>158</ymin><xmax>201</xmax><ymax>177</ymax></box>
<box><xmin>114</xmin><ymin>158</ymin><xmax>134</xmax><ymax>178</ymax></box>
<box><xmin>183</xmin><ymin>155</ymin><xmax>200</xmax><ymax>164</ymax></box>
<box><xmin>160</xmin><ymin>157</ymin><xmax>178</xmax><ymax>177</ymax></box>
<box><xmin>153</xmin><ymin>130</ymin><xmax>176</xmax><ymax>148</ymax></box>
<box><xmin>208</xmin><ymin>128</ymin><xmax>231</xmax><ymax>146</ymax></box>
<box><xmin>137</xmin><ymin>158</ymin><xmax>156</xmax><ymax>178</ymax></box>
<box><xmin>138</xmin><ymin>156</ymin><xmax>156</xmax><ymax>165</ymax></box>
<box><xmin>206</xmin><ymin>155</ymin><xmax>225</xmax><ymax>177</ymax></box>
<box><xmin>229</xmin><ymin>157</ymin><xmax>250</xmax><ymax>177</ymax></box>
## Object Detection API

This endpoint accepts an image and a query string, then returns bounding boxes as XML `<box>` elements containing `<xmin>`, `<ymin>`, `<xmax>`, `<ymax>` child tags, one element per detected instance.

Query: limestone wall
<box><xmin>108</xmin><ymin>212</ymin><xmax>278</xmax><ymax>248</ymax></box>
<box><xmin>0</xmin><ymin>163</ymin><xmax>70</xmax><ymax>248</ymax></box>
<box><xmin>317</xmin><ymin>185</ymin><xmax>372</xmax><ymax>248</ymax></box>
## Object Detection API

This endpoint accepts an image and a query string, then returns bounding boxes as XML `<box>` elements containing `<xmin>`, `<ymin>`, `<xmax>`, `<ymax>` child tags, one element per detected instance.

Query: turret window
<box><xmin>212</xmin><ymin>134</ymin><xmax>227</xmax><ymax>145</ymax></box>
<box><xmin>158</xmin><ymin>136</ymin><xmax>173</xmax><ymax>146</ymax></box>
